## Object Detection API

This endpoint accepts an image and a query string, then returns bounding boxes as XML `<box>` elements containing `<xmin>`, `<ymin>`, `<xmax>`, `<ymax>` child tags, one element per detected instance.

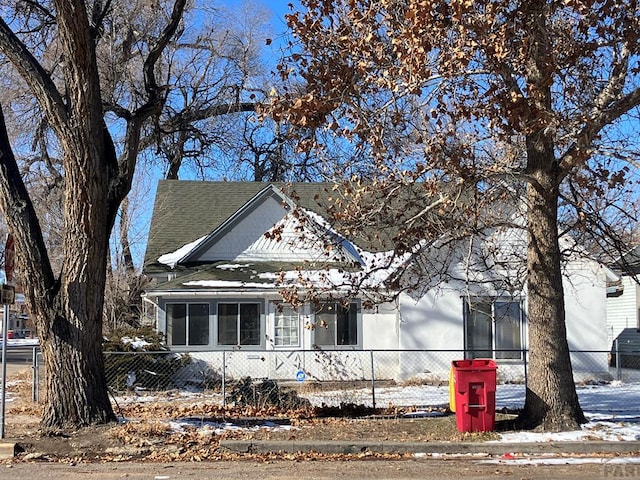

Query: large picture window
<box><xmin>465</xmin><ymin>299</ymin><xmax>523</xmax><ymax>359</ymax></box>
<box><xmin>217</xmin><ymin>303</ymin><xmax>261</xmax><ymax>346</ymax></box>
<box><xmin>314</xmin><ymin>302</ymin><xmax>359</xmax><ymax>347</ymax></box>
<box><xmin>273</xmin><ymin>304</ymin><xmax>300</xmax><ymax>347</ymax></box>
<box><xmin>166</xmin><ymin>303</ymin><xmax>209</xmax><ymax>346</ymax></box>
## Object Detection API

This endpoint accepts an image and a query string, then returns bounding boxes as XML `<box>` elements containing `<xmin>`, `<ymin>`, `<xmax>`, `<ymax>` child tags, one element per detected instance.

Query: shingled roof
<box><xmin>143</xmin><ymin>180</ymin><xmax>387</xmax><ymax>275</ymax></box>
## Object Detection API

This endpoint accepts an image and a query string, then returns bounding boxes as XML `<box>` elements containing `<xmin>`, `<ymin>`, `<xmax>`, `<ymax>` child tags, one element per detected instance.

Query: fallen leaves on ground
<box><xmin>2</xmin><ymin>374</ymin><xmax>494</xmax><ymax>464</ymax></box>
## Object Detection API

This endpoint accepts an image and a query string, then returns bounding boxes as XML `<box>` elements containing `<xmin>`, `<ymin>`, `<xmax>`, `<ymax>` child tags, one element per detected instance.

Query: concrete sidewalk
<box><xmin>220</xmin><ymin>439</ymin><xmax>640</xmax><ymax>456</ymax></box>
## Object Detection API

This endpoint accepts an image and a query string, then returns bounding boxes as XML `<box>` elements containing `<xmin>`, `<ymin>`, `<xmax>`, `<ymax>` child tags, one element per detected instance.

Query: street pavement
<box><xmin>0</xmin><ymin>458</ymin><xmax>629</xmax><ymax>480</ymax></box>
<box><xmin>219</xmin><ymin>438</ymin><xmax>640</xmax><ymax>456</ymax></box>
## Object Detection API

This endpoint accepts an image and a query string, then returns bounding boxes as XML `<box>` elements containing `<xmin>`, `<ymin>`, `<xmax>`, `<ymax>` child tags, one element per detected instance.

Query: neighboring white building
<box><xmin>142</xmin><ymin>180</ymin><xmax>614</xmax><ymax>382</ymax></box>
<box><xmin>606</xmin><ymin>247</ymin><xmax>640</xmax><ymax>367</ymax></box>
<box><xmin>607</xmin><ymin>276</ymin><xmax>639</xmax><ymax>342</ymax></box>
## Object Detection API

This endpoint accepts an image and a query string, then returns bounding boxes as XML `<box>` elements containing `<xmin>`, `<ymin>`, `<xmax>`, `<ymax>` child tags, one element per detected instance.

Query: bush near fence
<box><xmin>102</xmin><ymin>327</ymin><xmax>192</xmax><ymax>391</ymax></box>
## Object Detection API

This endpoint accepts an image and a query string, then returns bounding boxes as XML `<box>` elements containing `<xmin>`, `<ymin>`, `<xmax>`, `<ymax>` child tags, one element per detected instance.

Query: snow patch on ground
<box><xmin>114</xmin><ymin>379</ymin><xmax>640</xmax><ymax>450</ymax></box>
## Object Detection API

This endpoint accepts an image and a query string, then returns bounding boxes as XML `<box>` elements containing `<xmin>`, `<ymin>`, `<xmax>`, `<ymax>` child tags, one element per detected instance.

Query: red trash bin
<box><xmin>451</xmin><ymin>359</ymin><xmax>497</xmax><ymax>432</ymax></box>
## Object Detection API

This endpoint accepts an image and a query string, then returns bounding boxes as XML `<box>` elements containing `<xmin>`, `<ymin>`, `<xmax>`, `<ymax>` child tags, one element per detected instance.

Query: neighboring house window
<box><xmin>166</xmin><ymin>303</ymin><xmax>209</xmax><ymax>346</ymax></box>
<box><xmin>314</xmin><ymin>302</ymin><xmax>359</xmax><ymax>347</ymax></box>
<box><xmin>465</xmin><ymin>299</ymin><xmax>523</xmax><ymax>360</ymax></box>
<box><xmin>217</xmin><ymin>302</ymin><xmax>261</xmax><ymax>346</ymax></box>
<box><xmin>273</xmin><ymin>304</ymin><xmax>300</xmax><ymax>347</ymax></box>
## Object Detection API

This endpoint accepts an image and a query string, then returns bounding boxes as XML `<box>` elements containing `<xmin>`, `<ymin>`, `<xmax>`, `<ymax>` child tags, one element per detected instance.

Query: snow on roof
<box><xmin>301</xmin><ymin>208</ymin><xmax>364</xmax><ymax>265</ymax></box>
<box><xmin>157</xmin><ymin>235</ymin><xmax>207</xmax><ymax>268</ymax></box>
<box><xmin>216</xmin><ymin>263</ymin><xmax>254</xmax><ymax>270</ymax></box>
<box><xmin>175</xmin><ymin>253</ymin><xmax>405</xmax><ymax>291</ymax></box>
<box><xmin>182</xmin><ymin>280</ymin><xmax>273</xmax><ymax>288</ymax></box>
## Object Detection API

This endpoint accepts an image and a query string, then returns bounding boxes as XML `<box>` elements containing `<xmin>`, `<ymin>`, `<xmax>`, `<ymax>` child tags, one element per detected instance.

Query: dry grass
<box><xmin>0</xmin><ymin>368</ymin><xmax>509</xmax><ymax>463</ymax></box>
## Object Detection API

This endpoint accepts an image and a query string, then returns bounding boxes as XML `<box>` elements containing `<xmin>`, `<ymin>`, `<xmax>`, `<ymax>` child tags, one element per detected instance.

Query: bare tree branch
<box><xmin>0</xmin><ymin>16</ymin><xmax>67</xmax><ymax>129</ymax></box>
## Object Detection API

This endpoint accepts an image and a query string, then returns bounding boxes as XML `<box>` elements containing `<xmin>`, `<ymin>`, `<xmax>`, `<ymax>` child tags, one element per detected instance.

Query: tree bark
<box><xmin>40</xmin><ymin>311</ymin><xmax>115</xmax><ymax>428</ymax></box>
<box><xmin>0</xmin><ymin>0</ymin><xmax>186</xmax><ymax>430</ymax></box>
<box><xmin>516</xmin><ymin>133</ymin><xmax>586</xmax><ymax>431</ymax></box>
<box><xmin>511</xmin><ymin>1</ymin><xmax>586</xmax><ymax>431</ymax></box>
<box><xmin>40</xmin><ymin>143</ymin><xmax>115</xmax><ymax>428</ymax></box>
<box><xmin>0</xmin><ymin>104</ymin><xmax>117</xmax><ymax>429</ymax></box>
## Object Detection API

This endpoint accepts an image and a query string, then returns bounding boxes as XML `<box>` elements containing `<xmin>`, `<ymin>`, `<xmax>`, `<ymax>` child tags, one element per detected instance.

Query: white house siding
<box><xmin>637</xmin><ymin>282</ymin><xmax>640</xmax><ymax>322</ymax></box>
<box><xmin>362</xmin><ymin>304</ymin><xmax>399</xmax><ymax>350</ymax></box>
<box><xmin>392</xmin><ymin>257</ymin><xmax>611</xmax><ymax>383</ymax></box>
<box><xmin>361</xmin><ymin>303</ymin><xmax>400</xmax><ymax>381</ymax></box>
<box><xmin>606</xmin><ymin>276</ymin><xmax>639</xmax><ymax>345</ymax></box>
<box><xmin>562</xmin><ymin>260</ymin><xmax>611</xmax><ymax>381</ymax></box>
<box><xmin>200</xmin><ymin>196</ymin><xmax>289</xmax><ymax>261</ymax></box>
<box><xmin>397</xmin><ymin>288</ymin><xmax>464</xmax><ymax>382</ymax></box>
<box><xmin>199</xmin><ymin>196</ymin><xmax>355</xmax><ymax>263</ymax></box>
<box><xmin>563</xmin><ymin>261</ymin><xmax>609</xmax><ymax>351</ymax></box>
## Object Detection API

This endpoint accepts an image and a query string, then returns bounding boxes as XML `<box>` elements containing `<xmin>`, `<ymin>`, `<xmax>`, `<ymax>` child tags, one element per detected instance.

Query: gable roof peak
<box><xmin>143</xmin><ymin>180</ymin><xmax>383</xmax><ymax>275</ymax></box>
<box><xmin>181</xmin><ymin>184</ymin><xmax>298</xmax><ymax>263</ymax></box>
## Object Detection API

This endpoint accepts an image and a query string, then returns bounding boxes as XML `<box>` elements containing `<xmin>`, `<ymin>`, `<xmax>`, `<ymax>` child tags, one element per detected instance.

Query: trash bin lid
<box><xmin>452</xmin><ymin>359</ymin><xmax>497</xmax><ymax>370</ymax></box>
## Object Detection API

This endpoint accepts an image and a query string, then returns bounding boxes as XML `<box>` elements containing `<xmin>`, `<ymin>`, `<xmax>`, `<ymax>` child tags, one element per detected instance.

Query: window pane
<box><xmin>315</xmin><ymin>305</ymin><xmax>335</xmax><ymax>346</ymax></box>
<box><xmin>315</xmin><ymin>303</ymin><xmax>358</xmax><ymax>347</ymax></box>
<box><xmin>167</xmin><ymin>304</ymin><xmax>186</xmax><ymax>346</ymax></box>
<box><xmin>337</xmin><ymin>304</ymin><xmax>357</xmax><ymax>345</ymax></box>
<box><xmin>239</xmin><ymin>303</ymin><xmax>260</xmax><ymax>345</ymax></box>
<box><xmin>290</xmin><ymin>325</ymin><xmax>299</xmax><ymax>346</ymax></box>
<box><xmin>274</xmin><ymin>304</ymin><xmax>300</xmax><ymax>347</ymax></box>
<box><xmin>494</xmin><ymin>302</ymin><xmax>521</xmax><ymax>359</ymax></box>
<box><xmin>188</xmin><ymin>303</ymin><xmax>209</xmax><ymax>346</ymax></box>
<box><xmin>466</xmin><ymin>302</ymin><xmax>492</xmax><ymax>358</ymax></box>
<box><xmin>218</xmin><ymin>303</ymin><xmax>238</xmax><ymax>345</ymax></box>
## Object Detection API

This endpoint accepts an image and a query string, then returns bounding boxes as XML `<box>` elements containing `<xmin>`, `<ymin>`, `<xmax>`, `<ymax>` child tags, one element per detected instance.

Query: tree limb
<box><xmin>0</xmin><ymin>104</ymin><xmax>56</xmax><ymax>301</ymax></box>
<box><xmin>558</xmin><ymin>86</ymin><xmax>640</xmax><ymax>177</ymax></box>
<box><xmin>559</xmin><ymin>32</ymin><xmax>640</xmax><ymax>177</ymax></box>
<box><xmin>107</xmin><ymin>0</ymin><xmax>188</xmax><ymax>220</ymax></box>
<box><xmin>0</xmin><ymin>16</ymin><xmax>67</xmax><ymax>130</ymax></box>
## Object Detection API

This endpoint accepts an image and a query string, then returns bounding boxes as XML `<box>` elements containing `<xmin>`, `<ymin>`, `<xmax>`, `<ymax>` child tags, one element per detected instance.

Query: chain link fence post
<box><xmin>523</xmin><ymin>348</ymin><xmax>528</xmax><ymax>390</ymax></box>
<box><xmin>370</xmin><ymin>350</ymin><xmax>376</xmax><ymax>409</ymax></box>
<box><xmin>222</xmin><ymin>350</ymin><xmax>227</xmax><ymax>406</ymax></box>
<box><xmin>32</xmin><ymin>346</ymin><xmax>39</xmax><ymax>403</ymax></box>
<box><xmin>615</xmin><ymin>339</ymin><xmax>621</xmax><ymax>381</ymax></box>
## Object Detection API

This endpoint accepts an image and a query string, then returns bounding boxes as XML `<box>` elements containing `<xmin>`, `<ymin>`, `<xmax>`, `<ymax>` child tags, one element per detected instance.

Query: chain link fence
<box><xmin>29</xmin><ymin>344</ymin><xmax>640</xmax><ymax>409</ymax></box>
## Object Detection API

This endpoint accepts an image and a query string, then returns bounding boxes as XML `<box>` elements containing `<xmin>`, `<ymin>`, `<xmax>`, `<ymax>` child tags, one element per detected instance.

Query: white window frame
<box><xmin>165</xmin><ymin>302</ymin><xmax>211</xmax><ymax>348</ymax></box>
<box><xmin>215</xmin><ymin>300</ymin><xmax>263</xmax><ymax>348</ymax></box>
<box><xmin>464</xmin><ymin>298</ymin><xmax>525</xmax><ymax>360</ymax></box>
<box><xmin>271</xmin><ymin>302</ymin><xmax>302</xmax><ymax>348</ymax></box>
<box><xmin>312</xmin><ymin>301</ymin><xmax>361</xmax><ymax>349</ymax></box>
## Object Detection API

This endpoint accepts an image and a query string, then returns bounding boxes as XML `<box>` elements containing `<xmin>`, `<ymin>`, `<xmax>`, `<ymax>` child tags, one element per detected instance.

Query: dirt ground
<box><xmin>0</xmin><ymin>368</ymin><xmax>512</xmax><ymax>464</ymax></box>
<box><xmin>0</xmin><ymin>407</ymin><xmax>623</xmax><ymax>480</ymax></box>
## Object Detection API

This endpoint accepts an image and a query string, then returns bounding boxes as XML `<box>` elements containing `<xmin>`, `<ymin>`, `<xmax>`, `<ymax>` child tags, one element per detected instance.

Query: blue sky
<box><xmin>260</xmin><ymin>1</ymin><xmax>299</xmax><ymax>20</ymax></box>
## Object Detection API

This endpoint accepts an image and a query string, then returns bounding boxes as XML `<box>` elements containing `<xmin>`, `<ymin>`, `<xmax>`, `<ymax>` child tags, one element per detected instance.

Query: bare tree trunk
<box><xmin>37</xmin><ymin>130</ymin><xmax>116</xmax><ymax>428</ymax></box>
<box><xmin>0</xmin><ymin>0</ymin><xmax>187</xmax><ymax>430</ymax></box>
<box><xmin>36</xmin><ymin>180</ymin><xmax>116</xmax><ymax>428</ymax></box>
<box><xmin>0</xmin><ymin>105</ymin><xmax>117</xmax><ymax>429</ymax></box>
<box><xmin>40</xmin><ymin>312</ymin><xmax>115</xmax><ymax>428</ymax></box>
<box><xmin>517</xmin><ymin>136</ymin><xmax>586</xmax><ymax>431</ymax></box>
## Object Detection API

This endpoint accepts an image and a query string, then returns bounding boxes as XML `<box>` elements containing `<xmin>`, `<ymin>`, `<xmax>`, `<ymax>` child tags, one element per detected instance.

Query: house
<box><xmin>142</xmin><ymin>180</ymin><xmax>614</xmax><ymax>383</ymax></box>
<box><xmin>606</xmin><ymin>246</ymin><xmax>640</xmax><ymax>368</ymax></box>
